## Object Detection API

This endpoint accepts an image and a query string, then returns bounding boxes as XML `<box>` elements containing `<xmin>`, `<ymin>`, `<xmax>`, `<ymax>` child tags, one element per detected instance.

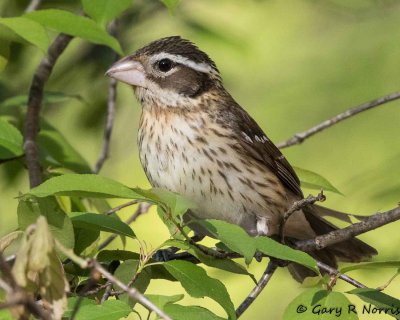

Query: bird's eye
<box><xmin>157</xmin><ymin>59</ymin><xmax>173</xmax><ymax>72</ymax></box>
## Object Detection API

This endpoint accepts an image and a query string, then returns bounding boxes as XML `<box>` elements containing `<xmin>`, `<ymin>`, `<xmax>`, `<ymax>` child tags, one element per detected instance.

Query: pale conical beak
<box><xmin>105</xmin><ymin>58</ymin><xmax>146</xmax><ymax>87</ymax></box>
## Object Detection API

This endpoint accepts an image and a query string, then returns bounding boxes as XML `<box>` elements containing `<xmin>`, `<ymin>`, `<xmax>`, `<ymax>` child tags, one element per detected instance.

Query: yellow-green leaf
<box><xmin>0</xmin><ymin>118</ymin><xmax>23</xmax><ymax>160</ymax></box>
<box><xmin>28</xmin><ymin>174</ymin><xmax>140</xmax><ymax>199</ymax></box>
<box><xmin>25</xmin><ymin>9</ymin><xmax>123</xmax><ymax>54</ymax></box>
<box><xmin>164</xmin><ymin>260</ymin><xmax>236</xmax><ymax>319</ymax></box>
<box><xmin>70</xmin><ymin>212</ymin><xmax>135</xmax><ymax>238</ymax></box>
<box><xmin>82</xmin><ymin>0</ymin><xmax>132</xmax><ymax>27</ymax></box>
<box><xmin>0</xmin><ymin>17</ymin><xmax>49</xmax><ymax>52</ymax></box>
<box><xmin>294</xmin><ymin>166</ymin><xmax>342</xmax><ymax>195</ymax></box>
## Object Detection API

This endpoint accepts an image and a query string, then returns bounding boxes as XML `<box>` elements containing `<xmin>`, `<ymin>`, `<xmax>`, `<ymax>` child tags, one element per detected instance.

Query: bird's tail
<box><xmin>287</xmin><ymin>205</ymin><xmax>378</xmax><ymax>282</ymax></box>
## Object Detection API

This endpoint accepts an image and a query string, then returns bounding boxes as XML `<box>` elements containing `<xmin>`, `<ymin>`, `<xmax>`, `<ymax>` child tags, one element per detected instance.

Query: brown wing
<box><xmin>231</xmin><ymin>103</ymin><xmax>303</xmax><ymax>198</ymax></box>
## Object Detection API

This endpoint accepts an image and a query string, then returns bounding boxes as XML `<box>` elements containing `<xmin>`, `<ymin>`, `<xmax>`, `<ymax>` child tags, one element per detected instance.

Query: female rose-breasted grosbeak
<box><xmin>106</xmin><ymin>36</ymin><xmax>376</xmax><ymax>281</ymax></box>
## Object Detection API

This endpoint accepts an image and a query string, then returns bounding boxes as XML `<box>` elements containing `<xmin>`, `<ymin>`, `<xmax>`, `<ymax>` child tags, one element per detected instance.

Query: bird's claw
<box><xmin>152</xmin><ymin>247</ymin><xmax>179</xmax><ymax>262</ymax></box>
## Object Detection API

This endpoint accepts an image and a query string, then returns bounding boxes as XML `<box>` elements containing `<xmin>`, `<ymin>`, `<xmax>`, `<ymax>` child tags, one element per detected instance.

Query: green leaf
<box><xmin>70</xmin><ymin>212</ymin><xmax>135</xmax><ymax>238</ymax></box>
<box><xmin>25</xmin><ymin>9</ymin><xmax>123</xmax><ymax>54</ymax></box>
<box><xmin>164</xmin><ymin>260</ymin><xmax>236</xmax><ymax>319</ymax></box>
<box><xmin>73</xmin><ymin>227</ymin><xmax>99</xmax><ymax>255</ymax></box>
<box><xmin>284</xmin><ymin>289</ymin><xmax>358</xmax><ymax>320</ymax></box>
<box><xmin>97</xmin><ymin>250</ymin><xmax>140</xmax><ymax>262</ymax></box>
<box><xmin>114</xmin><ymin>260</ymin><xmax>151</xmax><ymax>307</ymax></box>
<box><xmin>0</xmin><ymin>309</ymin><xmax>13</xmax><ymax>320</ymax></box>
<box><xmin>164</xmin><ymin>304</ymin><xmax>226</xmax><ymax>320</ymax></box>
<box><xmin>145</xmin><ymin>294</ymin><xmax>184</xmax><ymax>310</ymax></box>
<box><xmin>201</xmin><ymin>219</ymin><xmax>317</xmax><ymax>271</ymax></box>
<box><xmin>64</xmin><ymin>297</ymin><xmax>96</xmax><ymax>318</ymax></box>
<box><xmin>294</xmin><ymin>166</ymin><xmax>342</xmax><ymax>195</ymax></box>
<box><xmin>38</xmin><ymin>126</ymin><xmax>92</xmax><ymax>174</ymax></box>
<box><xmin>163</xmin><ymin>239</ymin><xmax>255</xmax><ymax>280</ymax></box>
<box><xmin>0</xmin><ymin>17</ymin><xmax>49</xmax><ymax>52</ymax></box>
<box><xmin>323</xmin><ymin>292</ymin><xmax>359</xmax><ymax>320</ymax></box>
<box><xmin>82</xmin><ymin>0</ymin><xmax>132</xmax><ymax>26</ymax></box>
<box><xmin>72</xmin><ymin>299</ymin><xmax>132</xmax><ymax>320</ymax></box>
<box><xmin>341</xmin><ymin>261</ymin><xmax>400</xmax><ymax>273</ymax></box>
<box><xmin>17</xmin><ymin>197</ymin><xmax>75</xmax><ymax>253</ymax></box>
<box><xmin>28</xmin><ymin>174</ymin><xmax>140</xmax><ymax>199</ymax></box>
<box><xmin>256</xmin><ymin>237</ymin><xmax>317</xmax><ymax>273</ymax></box>
<box><xmin>348</xmin><ymin>288</ymin><xmax>400</xmax><ymax>319</ymax></box>
<box><xmin>160</xmin><ymin>0</ymin><xmax>181</xmax><ymax>14</ymax></box>
<box><xmin>156</xmin><ymin>206</ymin><xmax>187</xmax><ymax>240</ymax></box>
<box><xmin>0</xmin><ymin>39</ymin><xmax>10</xmax><ymax>72</ymax></box>
<box><xmin>150</xmin><ymin>264</ymin><xmax>176</xmax><ymax>282</ymax></box>
<box><xmin>0</xmin><ymin>118</ymin><xmax>23</xmax><ymax>160</ymax></box>
<box><xmin>0</xmin><ymin>92</ymin><xmax>83</xmax><ymax>109</ymax></box>
<box><xmin>134</xmin><ymin>187</ymin><xmax>196</xmax><ymax>218</ymax></box>
<box><xmin>200</xmin><ymin>219</ymin><xmax>257</xmax><ymax>264</ymax></box>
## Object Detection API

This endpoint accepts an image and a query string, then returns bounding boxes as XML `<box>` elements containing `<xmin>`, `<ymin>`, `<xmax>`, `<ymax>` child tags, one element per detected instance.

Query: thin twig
<box><xmin>94</xmin><ymin>77</ymin><xmax>117</xmax><ymax>173</ymax></box>
<box><xmin>376</xmin><ymin>272</ymin><xmax>399</xmax><ymax>291</ymax></box>
<box><xmin>0</xmin><ymin>255</ymin><xmax>17</xmax><ymax>289</ymax></box>
<box><xmin>104</xmin><ymin>199</ymin><xmax>139</xmax><ymax>216</ymax></box>
<box><xmin>296</xmin><ymin>206</ymin><xmax>400</xmax><ymax>251</ymax></box>
<box><xmin>0</xmin><ymin>278</ymin><xmax>13</xmax><ymax>294</ymax></box>
<box><xmin>24</xmin><ymin>33</ymin><xmax>73</xmax><ymax>188</ymax></box>
<box><xmin>25</xmin><ymin>0</ymin><xmax>42</xmax><ymax>12</ymax></box>
<box><xmin>98</xmin><ymin>202</ymin><xmax>151</xmax><ymax>250</ymax></box>
<box><xmin>94</xmin><ymin>20</ymin><xmax>119</xmax><ymax>173</ymax></box>
<box><xmin>277</xmin><ymin>91</ymin><xmax>400</xmax><ymax>149</ymax></box>
<box><xmin>280</xmin><ymin>191</ymin><xmax>326</xmax><ymax>242</ymax></box>
<box><xmin>82</xmin><ymin>282</ymin><xmax>110</xmax><ymax>297</ymax></box>
<box><xmin>56</xmin><ymin>241</ymin><xmax>171</xmax><ymax>319</ymax></box>
<box><xmin>236</xmin><ymin>260</ymin><xmax>278</xmax><ymax>318</ymax></box>
<box><xmin>100</xmin><ymin>282</ymin><xmax>113</xmax><ymax>303</ymax></box>
<box><xmin>88</xmin><ymin>259</ymin><xmax>172</xmax><ymax>320</ymax></box>
<box><xmin>317</xmin><ymin>261</ymin><xmax>366</xmax><ymax>288</ymax></box>
<box><xmin>0</xmin><ymin>294</ymin><xmax>24</xmax><ymax>310</ymax></box>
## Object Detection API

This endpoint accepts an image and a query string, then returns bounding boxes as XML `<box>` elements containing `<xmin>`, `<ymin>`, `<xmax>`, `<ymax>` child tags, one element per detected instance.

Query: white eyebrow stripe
<box><xmin>149</xmin><ymin>52</ymin><xmax>215</xmax><ymax>74</ymax></box>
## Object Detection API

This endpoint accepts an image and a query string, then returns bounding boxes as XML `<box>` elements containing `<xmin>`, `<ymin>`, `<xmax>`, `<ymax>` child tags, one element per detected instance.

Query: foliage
<box><xmin>0</xmin><ymin>0</ymin><xmax>399</xmax><ymax>319</ymax></box>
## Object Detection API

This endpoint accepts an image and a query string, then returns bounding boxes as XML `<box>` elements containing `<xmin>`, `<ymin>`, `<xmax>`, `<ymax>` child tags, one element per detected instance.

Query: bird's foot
<box><xmin>254</xmin><ymin>251</ymin><xmax>264</xmax><ymax>262</ymax></box>
<box><xmin>270</xmin><ymin>257</ymin><xmax>289</xmax><ymax>267</ymax></box>
<box><xmin>152</xmin><ymin>247</ymin><xmax>179</xmax><ymax>262</ymax></box>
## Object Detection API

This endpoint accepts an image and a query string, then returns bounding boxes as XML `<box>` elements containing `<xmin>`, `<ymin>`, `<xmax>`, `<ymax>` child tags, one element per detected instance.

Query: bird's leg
<box><xmin>152</xmin><ymin>233</ymin><xmax>205</xmax><ymax>262</ymax></box>
<box><xmin>152</xmin><ymin>246</ymin><xmax>180</xmax><ymax>262</ymax></box>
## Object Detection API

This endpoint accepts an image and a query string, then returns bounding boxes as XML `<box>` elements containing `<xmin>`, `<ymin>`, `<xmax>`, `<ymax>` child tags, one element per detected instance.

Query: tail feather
<box><xmin>303</xmin><ymin>205</ymin><xmax>378</xmax><ymax>260</ymax></box>
<box><xmin>288</xmin><ymin>249</ymin><xmax>337</xmax><ymax>282</ymax></box>
<box><xmin>288</xmin><ymin>205</ymin><xmax>377</xmax><ymax>282</ymax></box>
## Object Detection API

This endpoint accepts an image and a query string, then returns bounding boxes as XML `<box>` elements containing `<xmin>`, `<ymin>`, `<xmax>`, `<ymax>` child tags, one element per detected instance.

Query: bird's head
<box><xmin>106</xmin><ymin>36</ymin><xmax>222</xmax><ymax>108</ymax></box>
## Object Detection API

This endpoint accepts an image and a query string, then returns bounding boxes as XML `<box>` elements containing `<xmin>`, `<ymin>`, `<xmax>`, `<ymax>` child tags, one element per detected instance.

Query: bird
<box><xmin>106</xmin><ymin>36</ymin><xmax>377</xmax><ymax>282</ymax></box>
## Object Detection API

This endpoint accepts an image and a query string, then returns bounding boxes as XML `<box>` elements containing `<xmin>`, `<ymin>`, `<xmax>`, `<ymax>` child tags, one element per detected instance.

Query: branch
<box><xmin>24</xmin><ymin>33</ymin><xmax>73</xmax><ymax>188</ymax></box>
<box><xmin>55</xmin><ymin>240</ymin><xmax>172</xmax><ymax>319</ymax></box>
<box><xmin>104</xmin><ymin>199</ymin><xmax>139</xmax><ymax>216</ymax></box>
<box><xmin>88</xmin><ymin>259</ymin><xmax>172</xmax><ymax>320</ymax></box>
<box><xmin>316</xmin><ymin>261</ymin><xmax>366</xmax><ymax>289</ymax></box>
<box><xmin>280</xmin><ymin>191</ymin><xmax>326</xmax><ymax>242</ymax></box>
<box><xmin>236</xmin><ymin>260</ymin><xmax>278</xmax><ymax>318</ymax></box>
<box><xmin>277</xmin><ymin>91</ymin><xmax>400</xmax><ymax>149</ymax></box>
<box><xmin>25</xmin><ymin>0</ymin><xmax>42</xmax><ymax>12</ymax></box>
<box><xmin>100</xmin><ymin>281</ymin><xmax>113</xmax><ymax>303</ymax></box>
<box><xmin>94</xmin><ymin>20</ymin><xmax>119</xmax><ymax>173</ymax></box>
<box><xmin>98</xmin><ymin>202</ymin><xmax>151</xmax><ymax>250</ymax></box>
<box><xmin>94</xmin><ymin>77</ymin><xmax>117</xmax><ymax>173</ymax></box>
<box><xmin>296</xmin><ymin>206</ymin><xmax>400</xmax><ymax>251</ymax></box>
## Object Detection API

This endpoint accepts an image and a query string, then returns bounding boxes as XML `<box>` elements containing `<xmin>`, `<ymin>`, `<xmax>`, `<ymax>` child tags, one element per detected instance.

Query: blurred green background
<box><xmin>1</xmin><ymin>0</ymin><xmax>400</xmax><ymax>319</ymax></box>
